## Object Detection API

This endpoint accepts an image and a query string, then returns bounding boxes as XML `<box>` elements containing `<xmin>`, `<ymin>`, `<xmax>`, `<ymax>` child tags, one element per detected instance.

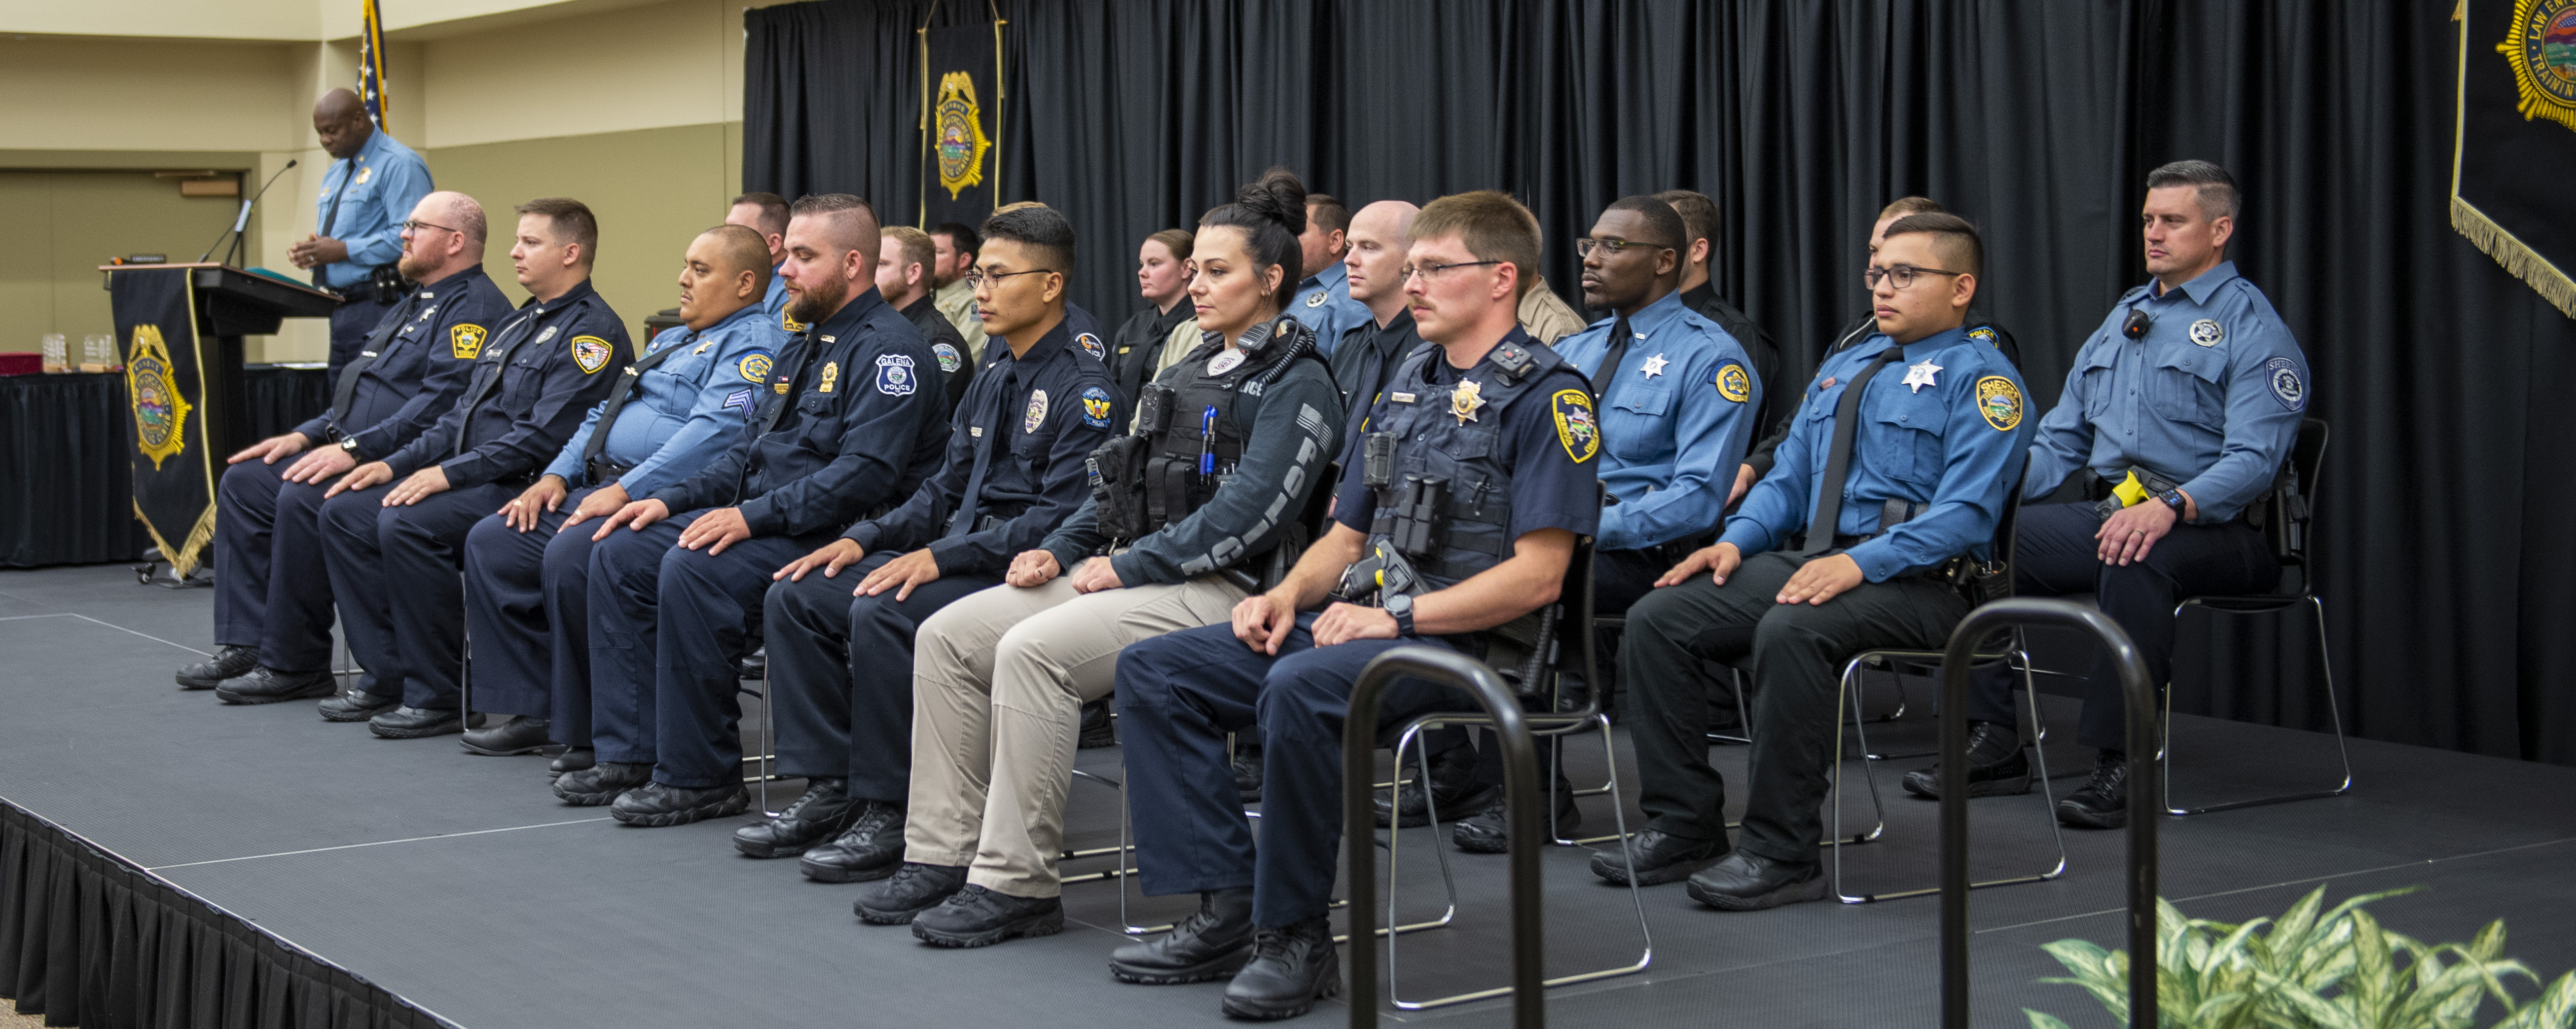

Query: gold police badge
<box><xmin>1449</xmin><ymin>379</ymin><xmax>1485</xmax><ymax>424</ymax></box>
<box><xmin>125</xmin><ymin>325</ymin><xmax>194</xmax><ymax>471</ymax></box>
<box><xmin>934</xmin><ymin>72</ymin><xmax>992</xmax><ymax>200</ymax></box>
<box><xmin>2499</xmin><ymin>0</ymin><xmax>2576</xmax><ymax>133</ymax></box>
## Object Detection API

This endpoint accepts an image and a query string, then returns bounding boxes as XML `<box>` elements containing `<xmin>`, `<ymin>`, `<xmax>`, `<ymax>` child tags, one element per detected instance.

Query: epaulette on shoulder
<box><xmin>1488</xmin><ymin>340</ymin><xmax>1538</xmax><ymax>382</ymax></box>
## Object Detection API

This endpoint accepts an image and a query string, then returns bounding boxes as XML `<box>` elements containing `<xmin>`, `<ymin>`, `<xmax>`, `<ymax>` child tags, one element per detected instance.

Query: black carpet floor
<box><xmin>3</xmin><ymin>564</ymin><xmax>2571</xmax><ymax>1027</ymax></box>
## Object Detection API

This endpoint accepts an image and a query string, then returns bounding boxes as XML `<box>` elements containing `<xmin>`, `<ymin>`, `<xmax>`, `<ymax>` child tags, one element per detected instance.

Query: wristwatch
<box><xmin>1383</xmin><ymin>592</ymin><xmax>1416</xmax><ymax>637</ymax></box>
<box><xmin>339</xmin><ymin>438</ymin><xmax>363</xmax><ymax>457</ymax></box>
<box><xmin>2157</xmin><ymin>488</ymin><xmax>2186</xmax><ymax>514</ymax></box>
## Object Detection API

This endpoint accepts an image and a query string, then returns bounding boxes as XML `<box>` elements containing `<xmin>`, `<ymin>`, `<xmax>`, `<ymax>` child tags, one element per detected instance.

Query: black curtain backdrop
<box><xmin>745</xmin><ymin>0</ymin><xmax>2576</xmax><ymax>766</ymax></box>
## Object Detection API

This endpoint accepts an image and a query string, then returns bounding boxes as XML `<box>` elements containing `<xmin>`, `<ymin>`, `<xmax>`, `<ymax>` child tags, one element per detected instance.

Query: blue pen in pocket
<box><xmin>1199</xmin><ymin>406</ymin><xmax>1218</xmax><ymax>475</ymax></box>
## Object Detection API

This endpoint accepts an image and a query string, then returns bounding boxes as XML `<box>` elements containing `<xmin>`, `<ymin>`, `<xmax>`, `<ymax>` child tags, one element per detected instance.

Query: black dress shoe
<box><xmin>177</xmin><ymin>645</ymin><xmax>258</xmax><ymax>689</ymax></box>
<box><xmin>1684</xmin><ymin>851</ymin><xmax>1827</xmax><ymax>910</ymax></box>
<box><xmin>1232</xmin><ymin>743</ymin><xmax>1264</xmax><ymax>804</ymax></box>
<box><xmin>1078</xmin><ymin>696</ymin><xmax>1117</xmax><ymax>749</ymax></box>
<box><xmin>460</xmin><ymin>714</ymin><xmax>553</xmax><ymax>756</ymax></box>
<box><xmin>1587</xmin><ymin>829</ymin><xmax>1728</xmax><ymax>886</ymax></box>
<box><xmin>913</xmin><ymin>885</ymin><xmax>1064</xmax><ymax>948</ymax></box>
<box><xmin>853</xmin><ymin>862</ymin><xmax>967</xmax><ymax>925</ymax></box>
<box><xmin>548</xmin><ymin>747</ymin><xmax>595</xmax><ymax>778</ymax></box>
<box><xmin>1901</xmin><ymin>720</ymin><xmax>2033</xmax><ymax>799</ymax></box>
<box><xmin>610</xmin><ymin>781</ymin><xmax>749</xmax><ymax>827</ymax></box>
<box><xmin>733</xmin><ymin>778</ymin><xmax>861</xmax><ymax>858</ymax></box>
<box><xmin>2056</xmin><ymin>753</ymin><xmax>2130</xmax><ymax>829</ymax></box>
<box><xmin>554</xmin><ymin>761</ymin><xmax>652</xmax><ymax>805</ymax></box>
<box><xmin>1374</xmin><ymin>744</ymin><xmax>1498</xmax><ymax>829</ymax></box>
<box><xmin>1220</xmin><ymin>916</ymin><xmax>1340</xmax><ymax>1020</ymax></box>
<box><xmin>369</xmin><ymin>706</ymin><xmax>463</xmax><ymax>739</ymax></box>
<box><xmin>1110</xmin><ymin>887</ymin><xmax>1255</xmax><ymax>984</ymax></box>
<box><xmin>798</xmin><ymin>801</ymin><xmax>905</xmax><ymax>883</ymax></box>
<box><xmin>318</xmin><ymin>688</ymin><xmax>400</xmax><ymax>722</ymax></box>
<box><xmin>214</xmin><ymin>666</ymin><xmax>337</xmax><ymax>705</ymax></box>
<box><xmin>1450</xmin><ymin>782</ymin><xmax>1580</xmax><ymax>854</ymax></box>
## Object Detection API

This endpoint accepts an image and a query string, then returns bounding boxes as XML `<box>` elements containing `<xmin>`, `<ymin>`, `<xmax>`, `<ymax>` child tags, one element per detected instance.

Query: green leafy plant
<box><xmin>2025</xmin><ymin>886</ymin><xmax>2576</xmax><ymax>1028</ymax></box>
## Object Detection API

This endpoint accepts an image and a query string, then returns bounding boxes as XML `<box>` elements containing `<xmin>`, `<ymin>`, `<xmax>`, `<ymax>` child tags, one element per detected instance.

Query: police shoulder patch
<box><xmin>875</xmin><ymin>353</ymin><xmax>918</xmax><ymax>396</ymax></box>
<box><xmin>1080</xmin><ymin>385</ymin><xmax>1114</xmax><ymax>427</ymax></box>
<box><xmin>1550</xmin><ymin>388</ymin><xmax>1600</xmax><ymax>463</ymax></box>
<box><xmin>738</xmin><ymin>349</ymin><xmax>775</xmax><ymax>384</ymax></box>
<box><xmin>1714</xmin><ymin>361</ymin><xmax>1752</xmax><ymax>403</ymax></box>
<box><xmin>781</xmin><ymin>309</ymin><xmax>807</xmax><ymax>334</ymax></box>
<box><xmin>2265</xmin><ymin>356</ymin><xmax>2305</xmax><ymax>411</ymax></box>
<box><xmin>1974</xmin><ymin>375</ymin><xmax>2023</xmax><ymax>431</ymax></box>
<box><xmin>570</xmin><ymin>335</ymin><xmax>612</xmax><ymax>374</ymax></box>
<box><xmin>932</xmin><ymin>342</ymin><xmax>962</xmax><ymax>373</ymax></box>
<box><xmin>449</xmin><ymin>323</ymin><xmax>487</xmax><ymax>360</ymax></box>
<box><xmin>1077</xmin><ymin>333</ymin><xmax>1107</xmax><ymax>362</ymax></box>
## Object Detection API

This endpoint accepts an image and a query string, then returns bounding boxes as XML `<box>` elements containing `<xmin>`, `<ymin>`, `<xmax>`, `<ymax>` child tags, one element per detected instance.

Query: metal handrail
<box><xmin>1937</xmin><ymin>598</ymin><xmax>2158</xmax><ymax>1029</ymax></box>
<box><xmin>1345</xmin><ymin>646</ymin><xmax>1544</xmax><ymax>1029</ymax></box>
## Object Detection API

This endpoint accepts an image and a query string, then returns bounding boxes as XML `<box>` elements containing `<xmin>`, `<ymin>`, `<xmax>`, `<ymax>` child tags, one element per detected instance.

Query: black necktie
<box><xmin>314</xmin><ymin>163</ymin><xmax>353</xmax><ymax>288</ymax></box>
<box><xmin>947</xmin><ymin>363</ymin><xmax>1017</xmax><ymax>539</ymax></box>
<box><xmin>579</xmin><ymin>337</ymin><xmax>685</xmax><ymax>473</ymax></box>
<box><xmin>1798</xmin><ymin>344</ymin><xmax>1908</xmax><ymax>555</ymax></box>
<box><xmin>330</xmin><ymin>296</ymin><xmax>413</xmax><ymax>426</ymax></box>
<box><xmin>1592</xmin><ymin>315</ymin><xmax>1633</xmax><ymax>397</ymax></box>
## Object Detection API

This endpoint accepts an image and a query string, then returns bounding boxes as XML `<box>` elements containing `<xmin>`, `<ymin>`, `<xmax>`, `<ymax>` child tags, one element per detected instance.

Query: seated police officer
<box><xmin>1325</xmin><ymin>200</ymin><xmax>1426</xmax><ymax>423</ymax></box>
<box><xmin>555</xmin><ymin>194</ymin><xmax>948</xmax><ymax>814</ymax></box>
<box><xmin>1424</xmin><ymin>195</ymin><xmax>1766</xmax><ymax>852</ymax></box>
<box><xmin>724</xmin><ymin>191</ymin><xmax>794</xmax><ymax>329</ymax></box>
<box><xmin>317</xmin><ymin>198</ymin><xmax>632</xmax><ymax>738</ymax></box>
<box><xmin>848</xmin><ymin>170</ymin><xmax>1346</xmax><ymax>947</ymax></box>
<box><xmin>186</xmin><ymin>192</ymin><xmax>509</xmax><ymax>703</ymax></box>
<box><xmin>452</xmin><ymin>225</ymin><xmax>786</xmax><ymax>759</ymax></box>
<box><xmin>1287</xmin><ymin>192</ymin><xmax>1369</xmax><ymax>358</ymax></box>
<box><xmin>1606</xmin><ymin>214</ymin><xmax>2028</xmax><ymax>910</ymax></box>
<box><xmin>1656</xmin><ymin>189</ymin><xmax>1785</xmax><ymax>425</ymax></box>
<box><xmin>733</xmin><ymin>205</ymin><xmax>1115</xmax><ymax>878</ymax></box>
<box><xmin>1907</xmin><ymin>161</ymin><xmax>2308</xmax><ymax>829</ymax></box>
<box><xmin>1728</xmin><ymin>196</ymin><xmax>2023</xmax><ymax>508</ymax></box>
<box><xmin>1110</xmin><ymin>191</ymin><xmax>1599</xmax><ymax>1020</ymax></box>
<box><xmin>878</xmin><ymin>225</ymin><xmax>974</xmax><ymax>417</ymax></box>
<box><xmin>1109</xmin><ymin>228</ymin><xmax>1197</xmax><ymax>412</ymax></box>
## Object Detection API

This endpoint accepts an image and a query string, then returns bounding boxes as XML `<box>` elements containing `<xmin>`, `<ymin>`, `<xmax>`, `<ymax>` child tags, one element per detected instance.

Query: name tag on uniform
<box><xmin>1392</xmin><ymin>391</ymin><xmax>1417</xmax><ymax>403</ymax></box>
<box><xmin>970</xmin><ymin>426</ymin><xmax>984</xmax><ymax>437</ymax></box>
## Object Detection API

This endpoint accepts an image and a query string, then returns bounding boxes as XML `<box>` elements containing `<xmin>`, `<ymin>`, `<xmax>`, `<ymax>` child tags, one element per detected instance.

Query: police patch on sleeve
<box><xmin>782</xmin><ymin>309</ymin><xmax>807</xmax><ymax>334</ymax></box>
<box><xmin>722</xmin><ymin>388</ymin><xmax>755</xmax><ymax>419</ymax></box>
<box><xmin>875</xmin><ymin>354</ymin><xmax>918</xmax><ymax>397</ymax></box>
<box><xmin>1550</xmin><ymin>389</ymin><xmax>1600</xmax><ymax>463</ymax></box>
<box><xmin>738</xmin><ymin>349</ymin><xmax>775</xmax><ymax>384</ymax></box>
<box><xmin>932</xmin><ymin>342</ymin><xmax>962</xmax><ymax>373</ymax></box>
<box><xmin>2188</xmin><ymin>318</ymin><xmax>2226</xmax><ymax>347</ymax></box>
<box><xmin>1968</xmin><ymin>326</ymin><xmax>1997</xmax><ymax>347</ymax></box>
<box><xmin>1975</xmin><ymin>376</ymin><xmax>2023</xmax><ymax>431</ymax></box>
<box><xmin>2265</xmin><ymin>356</ymin><xmax>2305</xmax><ymax>411</ymax></box>
<box><xmin>1080</xmin><ymin>386</ymin><xmax>1114</xmax><ymax>427</ymax></box>
<box><xmin>449</xmin><ymin>324</ymin><xmax>487</xmax><ymax>360</ymax></box>
<box><xmin>1714</xmin><ymin>361</ymin><xmax>1752</xmax><ymax>403</ymax></box>
<box><xmin>1024</xmin><ymin>389</ymin><xmax>1050</xmax><ymax>434</ymax></box>
<box><xmin>1077</xmin><ymin>333</ymin><xmax>1107</xmax><ymax>362</ymax></box>
<box><xmin>570</xmin><ymin>335</ymin><xmax>612</xmax><ymax>374</ymax></box>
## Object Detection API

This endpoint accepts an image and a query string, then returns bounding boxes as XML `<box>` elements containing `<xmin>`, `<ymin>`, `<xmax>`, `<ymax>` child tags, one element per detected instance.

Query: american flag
<box><xmin>357</xmin><ymin>0</ymin><xmax>387</xmax><ymax>128</ymax></box>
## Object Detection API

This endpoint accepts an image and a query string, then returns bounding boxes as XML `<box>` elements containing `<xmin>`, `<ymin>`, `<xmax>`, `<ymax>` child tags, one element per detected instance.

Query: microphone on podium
<box><xmin>197</xmin><ymin>159</ymin><xmax>299</xmax><ymax>266</ymax></box>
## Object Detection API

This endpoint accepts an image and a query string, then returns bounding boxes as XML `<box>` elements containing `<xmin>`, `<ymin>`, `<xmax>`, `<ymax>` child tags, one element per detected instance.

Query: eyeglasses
<box><xmin>963</xmin><ymin>268</ymin><xmax>1055</xmax><ymax>289</ymax></box>
<box><xmin>1863</xmin><ymin>264</ymin><xmax>1968</xmax><ymax>290</ymax></box>
<box><xmin>1398</xmin><ymin>260</ymin><xmax>1505</xmax><ymax>283</ymax></box>
<box><xmin>1574</xmin><ymin>237</ymin><xmax>1675</xmax><ymax>258</ymax></box>
<box><xmin>401</xmin><ymin>219</ymin><xmax>460</xmax><ymax>235</ymax></box>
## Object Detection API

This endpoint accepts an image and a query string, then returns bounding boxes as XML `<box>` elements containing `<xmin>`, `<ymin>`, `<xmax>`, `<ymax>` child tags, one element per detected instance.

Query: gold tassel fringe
<box><xmin>133</xmin><ymin>499</ymin><xmax>217</xmax><ymax>579</ymax></box>
<box><xmin>2452</xmin><ymin>196</ymin><xmax>2576</xmax><ymax>319</ymax></box>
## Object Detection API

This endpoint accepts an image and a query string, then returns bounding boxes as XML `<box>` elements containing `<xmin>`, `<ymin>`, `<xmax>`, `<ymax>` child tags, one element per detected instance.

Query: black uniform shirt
<box><xmin>295</xmin><ymin>266</ymin><xmax>512</xmax><ymax>461</ymax></box>
<box><xmin>897</xmin><ymin>293</ymin><xmax>974</xmax><ymax>421</ymax></box>
<box><xmin>384</xmin><ymin>277</ymin><xmax>631</xmax><ymax>487</ymax></box>
<box><xmin>847</xmin><ymin>316</ymin><xmax>1117</xmax><ymax>576</ymax></box>
<box><xmin>652</xmin><ymin>287</ymin><xmax>947</xmax><ymax>539</ymax></box>
<box><xmin>1109</xmin><ymin>299</ymin><xmax>1194</xmax><ymax>409</ymax></box>
<box><xmin>1324</xmin><ymin>308</ymin><xmax>1428</xmax><ymax>441</ymax></box>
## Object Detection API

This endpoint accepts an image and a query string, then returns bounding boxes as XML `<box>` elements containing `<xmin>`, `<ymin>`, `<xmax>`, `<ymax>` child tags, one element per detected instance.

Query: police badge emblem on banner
<box><xmin>112</xmin><ymin>269</ymin><xmax>220</xmax><ymax>576</ymax></box>
<box><xmin>919</xmin><ymin>17</ymin><xmax>1006</xmax><ymax>232</ymax></box>
<box><xmin>2454</xmin><ymin>0</ymin><xmax>2576</xmax><ymax>317</ymax></box>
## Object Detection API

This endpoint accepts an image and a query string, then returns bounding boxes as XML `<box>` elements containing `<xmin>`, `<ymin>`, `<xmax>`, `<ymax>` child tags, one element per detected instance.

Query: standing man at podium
<box><xmin>289</xmin><ymin>87</ymin><xmax>434</xmax><ymax>380</ymax></box>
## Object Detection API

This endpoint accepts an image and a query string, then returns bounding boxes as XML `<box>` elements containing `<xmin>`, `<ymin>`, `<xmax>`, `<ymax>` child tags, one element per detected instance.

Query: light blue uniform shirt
<box><xmin>1290</xmin><ymin>261</ymin><xmax>1369</xmax><ymax>359</ymax></box>
<box><xmin>1553</xmin><ymin>290</ymin><xmax>1762</xmax><ymax>551</ymax></box>
<box><xmin>311</xmin><ymin>130</ymin><xmax>433</xmax><ymax>289</ymax></box>
<box><xmin>2025</xmin><ymin>261</ymin><xmax>2307</xmax><ymax>523</ymax></box>
<box><xmin>545</xmin><ymin>302</ymin><xmax>787</xmax><ymax>497</ymax></box>
<box><xmin>1722</xmin><ymin>325</ymin><xmax>2030</xmax><ymax>582</ymax></box>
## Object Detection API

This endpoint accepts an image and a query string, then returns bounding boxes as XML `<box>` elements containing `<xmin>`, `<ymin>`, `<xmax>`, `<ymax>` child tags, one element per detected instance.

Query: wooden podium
<box><xmin>98</xmin><ymin>263</ymin><xmax>340</xmax><ymax>456</ymax></box>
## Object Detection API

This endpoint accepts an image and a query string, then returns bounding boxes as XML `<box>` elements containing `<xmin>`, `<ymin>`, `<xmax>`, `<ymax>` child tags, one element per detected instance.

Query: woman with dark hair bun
<box><xmin>1110</xmin><ymin>228</ymin><xmax>1197</xmax><ymax>411</ymax></box>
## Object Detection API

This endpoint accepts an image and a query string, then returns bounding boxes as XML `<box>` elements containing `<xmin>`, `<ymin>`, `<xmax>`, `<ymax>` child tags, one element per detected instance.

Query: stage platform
<box><xmin>3</xmin><ymin>563</ymin><xmax>2572</xmax><ymax>1027</ymax></box>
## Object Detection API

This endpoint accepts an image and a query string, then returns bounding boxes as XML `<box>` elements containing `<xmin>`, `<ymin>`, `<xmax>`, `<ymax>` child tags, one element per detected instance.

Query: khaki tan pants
<box><xmin>905</xmin><ymin>573</ymin><xmax>1246</xmax><ymax>897</ymax></box>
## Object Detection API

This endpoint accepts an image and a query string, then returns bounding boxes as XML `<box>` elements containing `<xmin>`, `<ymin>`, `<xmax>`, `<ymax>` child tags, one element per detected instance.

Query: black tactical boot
<box><xmin>1373</xmin><ymin>744</ymin><xmax>1498</xmax><ymax>829</ymax></box>
<box><xmin>214</xmin><ymin>666</ymin><xmax>337</xmax><ymax>705</ymax></box>
<box><xmin>1449</xmin><ymin>781</ymin><xmax>1580</xmax><ymax>854</ymax></box>
<box><xmin>1233</xmin><ymin>743</ymin><xmax>1264</xmax><ymax>804</ymax></box>
<box><xmin>177</xmin><ymin>645</ymin><xmax>258</xmax><ymax>689</ymax></box>
<box><xmin>1219</xmin><ymin>916</ymin><xmax>1341</xmax><ymax>1020</ymax></box>
<box><xmin>1586</xmin><ymin>829</ymin><xmax>1727</xmax><ymax>886</ymax></box>
<box><xmin>368</xmin><ymin>706</ymin><xmax>463</xmax><ymax>739</ymax></box>
<box><xmin>459</xmin><ymin>714</ymin><xmax>553</xmax><ymax>756</ymax></box>
<box><xmin>1109</xmin><ymin>887</ymin><xmax>1255</xmax><ymax>984</ymax></box>
<box><xmin>548</xmin><ymin>747</ymin><xmax>595</xmax><ymax>778</ymax></box>
<box><xmin>733</xmin><ymin>777</ymin><xmax>863</xmax><ymax>858</ymax></box>
<box><xmin>2056</xmin><ymin>752</ymin><xmax>2131</xmax><ymax>829</ymax></box>
<box><xmin>913</xmin><ymin>886</ymin><xmax>1065</xmax><ymax>948</ymax></box>
<box><xmin>797</xmin><ymin>801</ymin><xmax>906</xmax><ymax>883</ymax></box>
<box><xmin>1685</xmin><ymin>851</ymin><xmax>1828</xmax><ymax>910</ymax></box>
<box><xmin>1079</xmin><ymin>695</ymin><xmax>1117</xmax><ymax>748</ymax></box>
<box><xmin>609</xmin><ymin>781</ymin><xmax>749</xmax><ymax>827</ymax></box>
<box><xmin>853</xmin><ymin>862</ymin><xmax>967</xmax><ymax>925</ymax></box>
<box><xmin>318</xmin><ymin>688</ymin><xmax>400</xmax><ymax>722</ymax></box>
<box><xmin>1900</xmin><ymin>720</ymin><xmax>2033</xmax><ymax>799</ymax></box>
<box><xmin>553</xmin><ymin>761</ymin><xmax>652</xmax><ymax>806</ymax></box>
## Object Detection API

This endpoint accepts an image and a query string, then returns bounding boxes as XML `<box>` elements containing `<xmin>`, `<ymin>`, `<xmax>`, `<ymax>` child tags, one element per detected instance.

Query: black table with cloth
<box><xmin>2</xmin><ymin>365</ymin><xmax>330</xmax><ymax>568</ymax></box>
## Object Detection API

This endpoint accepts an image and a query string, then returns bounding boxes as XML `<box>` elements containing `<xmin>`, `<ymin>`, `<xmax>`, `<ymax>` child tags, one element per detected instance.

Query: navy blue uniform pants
<box><xmin>213</xmin><ymin>457</ymin><xmax>372</xmax><ymax>676</ymax></box>
<box><xmin>1968</xmin><ymin>502</ymin><xmax>2279</xmax><ymax>750</ymax></box>
<box><xmin>763</xmin><ymin>551</ymin><xmax>1002</xmax><ymax>803</ymax></box>
<box><xmin>587</xmin><ymin>512</ymin><xmax>816</xmax><ymax>790</ymax></box>
<box><xmin>326</xmin><ymin>295</ymin><xmax>395</xmax><ymax>383</ymax></box>
<box><xmin>1620</xmin><ymin>553</ymin><xmax>1969</xmax><ymax>863</ymax></box>
<box><xmin>1117</xmin><ymin>617</ymin><xmax>1472</xmax><ymax>929</ymax></box>
<box><xmin>460</xmin><ymin>487</ymin><xmax>606</xmax><ymax>738</ymax></box>
<box><xmin>319</xmin><ymin>482</ymin><xmax>515</xmax><ymax>709</ymax></box>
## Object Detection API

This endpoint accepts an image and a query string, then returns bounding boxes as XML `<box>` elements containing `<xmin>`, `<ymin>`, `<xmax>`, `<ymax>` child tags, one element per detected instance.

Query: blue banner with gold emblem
<box><xmin>111</xmin><ymin>269</ymin><xmax>217</xmax><ymax>576</ymax></box>
<box><xmin>919</xmin><ymin>19</ymin><xmax>1004</xmax><ymax>231</ymax></box>
<box><xmin>2455</xmin><ymin>0</ymin><xmax>2576</xmax><ymax>318</ymax></box>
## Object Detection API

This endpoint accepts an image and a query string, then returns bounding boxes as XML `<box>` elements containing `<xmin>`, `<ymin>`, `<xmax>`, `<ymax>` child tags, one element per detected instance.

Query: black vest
<box><xmin>1092</xmin><ymin>317</ymin><xmax>1321</xmax><ymax>546</ymax></box>
<box><xmin>1363</xmin><ymin>338</ymin><xmax>1566</xmax><ymax>589</ymax></box>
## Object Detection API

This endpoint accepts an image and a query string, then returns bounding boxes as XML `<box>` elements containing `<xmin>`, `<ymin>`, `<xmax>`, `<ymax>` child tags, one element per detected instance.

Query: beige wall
<box><xmin>0</xmin><ymin>169</ymin><xmax>263</xmax><ymax>351</ymax></box>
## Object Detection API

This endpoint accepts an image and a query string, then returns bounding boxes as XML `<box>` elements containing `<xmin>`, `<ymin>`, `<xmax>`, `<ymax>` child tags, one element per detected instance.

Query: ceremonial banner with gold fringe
<box><xmin>919</xmin><ymin>14</ymin><xmax>1005</xmax><ymax>232</ymax></box>
<box><xmin>112</xmin><ymin>270</ymin><xmax>217</xmax><ymax>576</ymax></box>
<box><xmin>2454</xmin><ymin>0</ymin><xmax>2576</xmax><ymax>318</ymax></box>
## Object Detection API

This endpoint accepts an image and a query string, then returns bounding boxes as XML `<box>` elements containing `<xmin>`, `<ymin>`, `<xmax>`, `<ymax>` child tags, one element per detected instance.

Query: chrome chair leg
<box><xmin>1830</xmin><ymin>645</ymin><xmax>2067</xmax><ymax>903</ymax></box>
<box><xmin>2161</xmin><ymin>595</ymin><xmax>2353</xmax><ymax>815</ymax></box>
